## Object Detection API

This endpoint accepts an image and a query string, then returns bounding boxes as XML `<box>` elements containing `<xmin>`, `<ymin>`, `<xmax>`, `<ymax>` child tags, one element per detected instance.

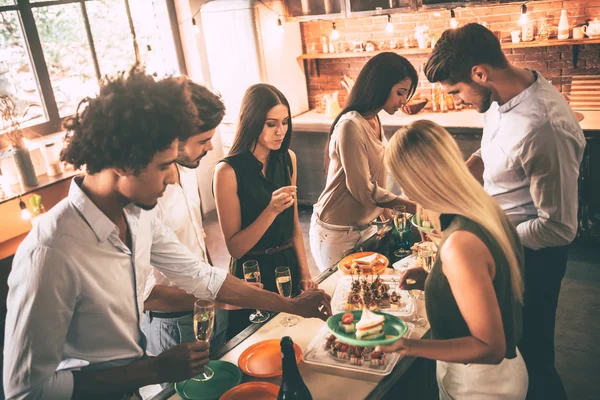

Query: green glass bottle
<box><xmin>278</xmin><ymin>336</ymin><xmax>312</xmax><ymax>400</ymax></box>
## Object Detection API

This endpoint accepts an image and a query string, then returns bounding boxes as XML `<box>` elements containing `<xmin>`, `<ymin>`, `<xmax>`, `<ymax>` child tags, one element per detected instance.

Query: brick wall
<box><xmin>299</xmin><ymin>0</ymin><xmax>600</xmax><ymax>109</ymax></box>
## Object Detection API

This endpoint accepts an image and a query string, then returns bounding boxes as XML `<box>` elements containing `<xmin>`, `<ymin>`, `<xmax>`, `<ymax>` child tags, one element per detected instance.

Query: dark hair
<box><xmin>61</xmin><ymin>68</ymin><xmax>199</xmax><ymax>174</ymax></box>
<box><xmin>425</xmin><ymin>23</ymin><xmax>509</xmax><ymax>84</ymax></box>
<box><xmin>325</xmin><ymin>52</ymin><xmax>418</xmax><ymax>171</ymax></box>
<box><xmin>229</xmin><ymin>84</ymin><xmax>292</xmax><ymax>156</ymax></box>
<box><xmin>188</xmin><ymin>80</ymin><xmax>226</xmax><ymax>133</ymax></box>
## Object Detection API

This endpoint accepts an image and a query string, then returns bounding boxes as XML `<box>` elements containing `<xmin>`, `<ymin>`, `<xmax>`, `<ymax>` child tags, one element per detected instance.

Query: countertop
<box><xmin>293</xmin><ymin>108</ymin><xmax>600</xmax><ymax>133</ymax></box>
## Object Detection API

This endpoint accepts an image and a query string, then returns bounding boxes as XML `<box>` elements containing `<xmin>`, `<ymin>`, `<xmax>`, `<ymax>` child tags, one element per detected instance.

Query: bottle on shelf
<box><xmin>278</xmin><ymin>337</ymin><xmax>312</xmax><ymax>400</ymax></box>
<box><xmin>558</xmin><ymin>10</ymin><xmax>569</xmax><ymax>40</ymax></box>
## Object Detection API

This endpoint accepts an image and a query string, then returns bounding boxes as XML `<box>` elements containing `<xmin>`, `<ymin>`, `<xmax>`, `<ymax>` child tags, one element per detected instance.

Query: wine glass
<box><xmin>243</xmin><ymin>260</ymin><xmax>270</xmax><ymax>323</ymax></box>
<box><xmin>405</xmin><ymin>279</ymin><xmax>427</xmax><ymax>328</ymax></box>
<box><xmin>392</xmin><ymin>205</ymin><xmax>411</xmax><ymax>258</ymax></box>
<box><xmin>191</xmin><ymin>299</ymin><xmax>215</xmax><ymax>381</ymax></box>
<box><xmin>275</xmin><ymin>266</ymin><xmax>299</xmax><ymax>327</ymax></box>
<box><xmin>418</xmin><ymin>242</ymin><xmax>435</xmax><ymax>273</ymax></box>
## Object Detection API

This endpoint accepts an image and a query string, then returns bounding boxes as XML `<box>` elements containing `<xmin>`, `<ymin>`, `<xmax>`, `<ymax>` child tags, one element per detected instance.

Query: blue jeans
<box><xmin>141</xmin><ymin>309</ymin><xmax>228</xmax><ymax>356</ymax></box>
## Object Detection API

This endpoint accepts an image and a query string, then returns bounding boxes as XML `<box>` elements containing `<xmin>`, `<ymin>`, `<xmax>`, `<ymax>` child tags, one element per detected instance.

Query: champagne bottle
<box><xmin>278</xmin><ymin>337</ymin><xmax>312</xmax><ymax>400</ymax></box>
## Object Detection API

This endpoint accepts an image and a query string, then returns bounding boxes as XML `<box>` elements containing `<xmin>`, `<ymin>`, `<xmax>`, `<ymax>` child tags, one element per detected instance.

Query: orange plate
<box><xmin>238</xmin><ymin>339</ymin><xmax>302</xmax><ymax>378</ymax></box>
<box><xmin>338</xmin><ymin>252</ymin><xmax>389</xmax><ymax>275</ymax></box>
<box><xmin>220</xmin><ymin>382</ymin><xmax>280</xmax><ymax>400</ymax></box>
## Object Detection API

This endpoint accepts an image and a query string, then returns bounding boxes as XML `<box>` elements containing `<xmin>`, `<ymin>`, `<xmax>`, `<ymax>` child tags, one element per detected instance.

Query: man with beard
<box><xmin>3</xmin><ymin>70</ymin><xmax>331</xmax><ymax>400</ymax></box>
<box><xmin>142</xmin><ymin>81</ymin><xmax>231</xmax><ymax>356</ymax></box>
<box><xmin>424</xmin><ymin>23</ymin><xmax>586</xmax><ymax>400</ymax></box>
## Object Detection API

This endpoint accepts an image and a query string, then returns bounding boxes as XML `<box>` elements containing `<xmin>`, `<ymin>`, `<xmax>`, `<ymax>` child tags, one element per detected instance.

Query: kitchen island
<box><xmin>148</xmin><ymin>228</ymin><xmax>433</xmax><ymax>400</ymax></box>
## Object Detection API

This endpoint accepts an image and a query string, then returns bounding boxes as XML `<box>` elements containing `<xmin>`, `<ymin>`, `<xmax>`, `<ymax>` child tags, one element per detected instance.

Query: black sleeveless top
<box><xmin>220</xmin><ymin>150</ymin><xmax>300</xmax><ymax>295</ymax></box>
<box><xmin>424</xmin><ymin>214</ymin><xmax>523</xmax><ymax>359</ymax></box>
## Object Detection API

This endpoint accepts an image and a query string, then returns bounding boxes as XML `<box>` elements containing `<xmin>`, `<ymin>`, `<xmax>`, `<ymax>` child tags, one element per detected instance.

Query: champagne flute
<box><xmin>191</xmin><ymin>299</ymin><xmax>215</xmax><ymax>381</ymax></box>
<box><xmin>418</xmin><ymin>242</ymin><xmax>435</xmax><ymax>273</ymax></box>
<box><xmin>405</xmin><ymin>279</ymin><xmax>427</xmax><ymax>328</ymax></box>
<box><xmin>392</xmin><ymin>205</ymin><xmax>411</xmax><ymax>258</ymax></box>
<box><xmin>243</xmin><ymin>260</ymin><xmax>270</xmax><ymax>323</ymax></box>
<box><xmin>275</xmin><ymin>266</ymin><xmax>299</xmax><ymax>327</ymax></box>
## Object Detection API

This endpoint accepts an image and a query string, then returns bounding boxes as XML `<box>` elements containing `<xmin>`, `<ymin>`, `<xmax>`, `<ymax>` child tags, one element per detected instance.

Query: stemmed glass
<box><xmin>243</xmin><ymin>260</ymin><xmax>270</xmax><ymax>323</ymax></box>
<box><xmin>392</xmin><ymin>205</ymin><xmax>412</xmax><ymax>258</ymax></box>
<box><xmin>405</xmin><ymin>279</ymin><xmax>427</xmax><ymax>328</ymax></box>
<box><xmin>418</xmin><ymin>242</ymin><xmax>435</xmax><ymax>273</ymax></box>
<box><xmin>275</xmin><ymin>266</ymin><xmax>299</xmax><ymax>327</ymax></box>
<box><xmin>191</xmin><ymin>299</ymin><xmax>215</xmax><ymax>381</ymax></box>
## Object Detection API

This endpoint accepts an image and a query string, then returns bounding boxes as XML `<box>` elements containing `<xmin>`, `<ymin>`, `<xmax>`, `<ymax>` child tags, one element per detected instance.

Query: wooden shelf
<box><xmin>298</xmin><ymin>37</ymin><xmax>600</xmax><ymax>60</ymax></box>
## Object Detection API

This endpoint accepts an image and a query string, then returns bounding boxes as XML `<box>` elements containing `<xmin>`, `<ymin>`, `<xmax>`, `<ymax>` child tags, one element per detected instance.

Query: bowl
<box><xmin>402</xmin><ymin>98</ymin><xmax>428</xmax><ymax>115</ymax></box>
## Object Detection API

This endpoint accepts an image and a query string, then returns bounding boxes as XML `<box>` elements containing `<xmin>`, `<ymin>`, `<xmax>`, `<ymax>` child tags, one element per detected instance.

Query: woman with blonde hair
<box><xmin>378</xmin><ymin>120</ymin><xmax>528</xmax><ymax>399</ymax></box>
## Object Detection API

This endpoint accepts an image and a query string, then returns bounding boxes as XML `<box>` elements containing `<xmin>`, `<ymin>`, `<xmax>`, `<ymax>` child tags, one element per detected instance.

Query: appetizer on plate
<box><xmin>355</xmin><ymin>308</ymin><xmax>385</xmax><ymax>340</ymax></box>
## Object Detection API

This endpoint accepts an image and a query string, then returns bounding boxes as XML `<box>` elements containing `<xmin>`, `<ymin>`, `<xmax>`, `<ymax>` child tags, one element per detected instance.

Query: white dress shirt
<box><xmin>144</xmin><ymin>165</ymin><xmax>209</xmax><ymax>300</ymax></box>
<box><xmin>3</xmin><ymin>177</ymin><xmax>227</xmax><ymax>400</ymax></box>
<box><xmin>474</xmin><ymin>71</ymin><xmax>586</xmax><ymax>250</ymax></box>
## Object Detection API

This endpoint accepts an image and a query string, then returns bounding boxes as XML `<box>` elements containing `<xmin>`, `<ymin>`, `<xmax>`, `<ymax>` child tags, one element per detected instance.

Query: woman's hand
<box><xmin>267</xmin><ymin>186</ymin><xmax>296</xmax><ymax>216</ymax></box>
<box><xmin>299</xmin><ymin>279</ymin><xmax>318</xmax><ymax>292</ymax></box>
<box><xmin>399</xmin><ymin>267</ymin><xmax>429</xmax><ymax>291</ymax></box>
<box><xmin>375</xmin><ymin>338</ymin><xmax>413</xmax><ymax>356</ymax></box>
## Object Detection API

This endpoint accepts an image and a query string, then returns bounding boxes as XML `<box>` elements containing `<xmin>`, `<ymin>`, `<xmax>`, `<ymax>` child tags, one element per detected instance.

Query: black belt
<box><xmin>147</xmin><ymin>310</ymin><xmax>192</xmax><ymax>319</ymax></box>
<box><xmin>247</xmin><ymin>241</ymin><xmax>293</xmax><ymax>256</ymax></box>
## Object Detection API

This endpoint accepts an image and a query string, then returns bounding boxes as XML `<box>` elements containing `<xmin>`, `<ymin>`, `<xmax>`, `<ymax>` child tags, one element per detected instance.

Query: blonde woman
<box><xmin>378</xmin><ymin>120</ymin><xmax>528</xmax><ymax>399</ymax></box>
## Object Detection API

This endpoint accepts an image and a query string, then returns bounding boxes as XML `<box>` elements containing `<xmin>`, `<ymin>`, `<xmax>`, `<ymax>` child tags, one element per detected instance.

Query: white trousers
<box><xmin>309</xmin><ymin>212</ymin><xmax>377</xmax><ymax>272</ymax></box>
<box><xmin>437</xmin><ymin>349</ymin><xmax>528</xmax><ymax>400</ymax></box>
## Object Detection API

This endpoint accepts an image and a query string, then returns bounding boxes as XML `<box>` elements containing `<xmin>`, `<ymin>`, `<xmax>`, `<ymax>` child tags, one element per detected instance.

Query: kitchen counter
<box><xmin>149</xmin><ymin>229</ymin><xmax>431</xmax><ymax>400</ymax></box>
<box><xmin>293</xmin><ymin>108</ymin><xmax>600</xmax><ymax>133</ymax></box>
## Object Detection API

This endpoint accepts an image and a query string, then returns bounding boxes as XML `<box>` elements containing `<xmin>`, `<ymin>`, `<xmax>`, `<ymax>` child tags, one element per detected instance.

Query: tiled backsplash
<box><xmin>299</xmin><ymin>0</ymin><xmax>600</xmax><ymax>110</ymax></box>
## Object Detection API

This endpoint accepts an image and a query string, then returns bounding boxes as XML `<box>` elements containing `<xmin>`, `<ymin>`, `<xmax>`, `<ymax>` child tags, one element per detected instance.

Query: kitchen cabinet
<box><xmin>347</xmin><ymin>0</ymin><xmax>414</xmax><ymax>15</ymax></box>
<box><xmin>284</xmin><ymin>0</ymin><xmax>345</xmax><ymax>18</ymax></box>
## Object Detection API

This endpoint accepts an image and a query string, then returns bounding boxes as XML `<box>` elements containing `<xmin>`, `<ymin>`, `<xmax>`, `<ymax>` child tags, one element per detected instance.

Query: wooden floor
<box><xmin>205</xmin><ymin>206</ymin><xmax>600</xmax><ymax>400</ymax></box>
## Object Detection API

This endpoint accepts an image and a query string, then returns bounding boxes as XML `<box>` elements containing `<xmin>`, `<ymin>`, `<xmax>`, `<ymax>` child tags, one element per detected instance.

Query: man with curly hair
<box><xmin>3</xmin><ymin>70</ymin><xmax>332</xmax><ymax>400</ymax></box>
<box><xmin>141</xmin><ymin>81</ymin><xmax>232</xmax><ymax>358</ymax></box>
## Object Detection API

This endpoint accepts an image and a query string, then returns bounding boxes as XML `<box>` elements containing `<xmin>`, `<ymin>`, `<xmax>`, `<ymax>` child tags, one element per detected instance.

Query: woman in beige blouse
<box><xmin>309</xmin><ymin>52</ymin><xmax>419</xmax><ymax>272</ymax></box>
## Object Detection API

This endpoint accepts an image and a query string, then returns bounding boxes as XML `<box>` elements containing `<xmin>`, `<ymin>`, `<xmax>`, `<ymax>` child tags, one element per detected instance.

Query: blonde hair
<box><xmin>385</xmin><ymin>120</ymin><xmax>523</xmax><ymax>304</ymax></box>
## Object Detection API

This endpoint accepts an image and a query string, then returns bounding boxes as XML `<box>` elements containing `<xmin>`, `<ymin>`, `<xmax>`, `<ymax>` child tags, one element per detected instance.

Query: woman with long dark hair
<box><xmin>214</xmin><ymin>84</ymin><xmax>317</xmax><ymax>336</ymax></box>
<box><xmin>309</xmin><ymin>52</ymin><xmax>419</xmax><ymax>272</ymax></box>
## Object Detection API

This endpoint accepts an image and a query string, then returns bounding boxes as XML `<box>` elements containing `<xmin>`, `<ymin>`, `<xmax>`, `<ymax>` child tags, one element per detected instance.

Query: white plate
<box><xmin>331</xmin><ymin>275</ymin><xmax>415</xmax><ymax>317</ymax></box>
<box><xmin>303</xmin><ymin>323</ymin><xmax>414</xmax><ymax>376</ymax></box>
<box><xmin>392</xmin><ymin>255</ymin><xmax>417</xmax><ymax>272</ymax></box>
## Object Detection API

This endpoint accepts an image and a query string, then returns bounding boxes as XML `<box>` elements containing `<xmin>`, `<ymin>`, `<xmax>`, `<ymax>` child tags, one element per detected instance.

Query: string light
<box><xmin>19</xmin><ymin>197</ymin><xmax>31</xmax><ymax>221</ymax></box>
<box><xmin>520</xmin><ymin>4</ymin><xmax>528</xmax><ymax>25</ymax></box>
<box><xmin>192</xmin><ymin>17</ymin><xmax>199</xmax><ymax>34</ymax></box>
<box><xmin>277</xmin><ymin>17</ymin><xmax>284</xmax><ymax>33</ymax></box>
<box><xmin>386</xmin><ymin>15</ymin><xmax>394</xmax><ymax>34</ymax></box>
<box><xmin>330</xmin><ymin>22</ymin><xmax>340</xmax><ymax>40</ymax></box>
<box><xmin>449</xmin><ymin>9</ymin><xmax>459</xmax><ymax>29</ymax></box>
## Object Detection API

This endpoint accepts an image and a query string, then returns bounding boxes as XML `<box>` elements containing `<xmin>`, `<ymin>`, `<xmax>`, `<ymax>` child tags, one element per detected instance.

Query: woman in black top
<box><xmin>214</xmin><ymin>84</ymin><xmax>317</xmax><ymax>336</ymax></box>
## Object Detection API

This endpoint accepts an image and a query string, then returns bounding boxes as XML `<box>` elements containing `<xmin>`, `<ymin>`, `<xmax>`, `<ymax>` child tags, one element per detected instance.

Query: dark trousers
<box><xmin>519</xmin><ymin>245</ymin><xmax>569</xmax><ymax>400</ymax></box>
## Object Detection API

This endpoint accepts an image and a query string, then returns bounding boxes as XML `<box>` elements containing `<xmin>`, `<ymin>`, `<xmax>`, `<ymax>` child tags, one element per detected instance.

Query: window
<box><xmin>0</xmin><ymin>0</ymin><xmax>185</xmax><ymax>137</ymax></box>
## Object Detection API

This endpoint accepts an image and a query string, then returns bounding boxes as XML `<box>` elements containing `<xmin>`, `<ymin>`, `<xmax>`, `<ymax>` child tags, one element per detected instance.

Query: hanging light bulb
<box><xmin>277</xmin><ymin>16</ymin><xmax>285</xmax><ymax>33</ymax></box>
<box><xmin>386</xmin><ymin>15</ymin><xmax>394</xmax><ymax>34</ymax></box>
<box><xmin>19</xmin><ymin>197</ymin><xmax>31</xmax><ymax>221</ymax></box>
<box><xmin>449</xmin><ymin>9</ymin><xmax>459</xmax><ymax>29</ymax></box>
<box><xmin>520</xmin><ymin>4</ymin><xmax>528</xmax><ymax>25</ymax></box>
<box><xmin>192</xmin><ymin>17</ymin><xmax>199</xmax><ymax>34</ymax></box>
<box><xmin>330</xmin><ymin>22</ymin><xmax>340</xmax><ymax>40</ymax></box>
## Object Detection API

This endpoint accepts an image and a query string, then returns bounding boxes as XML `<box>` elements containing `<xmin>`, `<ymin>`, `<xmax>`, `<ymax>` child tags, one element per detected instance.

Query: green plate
<box><xmin>326</xmin><ymin>310</ymin><xmax>408</xmax><ymax>347</ymax></box>
<box><xmin>411</xmin><ymin>215</ymin><xmax>434</xmax><ymax>233</ymax></box>
<box><xmin>174</xmin><ymin>360</ymin><xmax>243</xmax><ymax>400</ymax></box>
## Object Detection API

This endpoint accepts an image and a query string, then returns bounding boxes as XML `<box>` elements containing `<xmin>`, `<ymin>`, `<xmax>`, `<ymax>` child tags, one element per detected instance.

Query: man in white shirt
<box><xmin>425</xmin><ymin>23</ymin><xmax>586</xmax><ymax>400</ymax></box>
<box><xmin>142</xmin><ymin>82</ymin><xmax>229</xmax><ymax>356</ymax></box>
<box><xmin>3</xmin><ymin>70</ymin><xmax>331</xmax><ymax>400</ymax></box>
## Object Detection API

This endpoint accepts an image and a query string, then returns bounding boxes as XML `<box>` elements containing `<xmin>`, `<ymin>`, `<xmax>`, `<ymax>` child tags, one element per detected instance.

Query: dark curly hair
<box><xmin>61</xmin><ymin>68</ymin><xmax>199</xmax><ymax>174</ymax></box>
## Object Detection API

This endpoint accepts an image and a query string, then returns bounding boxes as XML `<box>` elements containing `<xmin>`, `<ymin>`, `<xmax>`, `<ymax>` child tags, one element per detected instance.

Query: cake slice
<box><xmin>355</xmin><ymin>308</ymin><xmax>385</xmax><ymax>340</ymax></box>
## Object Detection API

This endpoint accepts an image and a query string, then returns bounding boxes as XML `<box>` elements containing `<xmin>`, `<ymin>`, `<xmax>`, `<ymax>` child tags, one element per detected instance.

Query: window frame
<box><xmin>0</xmin><ymin>0</ymin><xmax>187</xmax><ymax>137</ymax></box>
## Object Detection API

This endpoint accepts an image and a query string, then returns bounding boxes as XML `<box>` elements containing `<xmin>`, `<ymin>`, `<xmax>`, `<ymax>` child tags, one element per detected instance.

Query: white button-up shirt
<box><xmin>3</xmin><ymin>177</ymin><xmax>227</xmax><ymax>399</ymax></box>
<box><xmin>144</xmin><ymin>165</ymin><xmax>210</xmax><ymax>299</ymax></box>
<box><xmin>475</xmin><ymin>71</ymin><xmax>586</xmax><ymax>250</ymax></box>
